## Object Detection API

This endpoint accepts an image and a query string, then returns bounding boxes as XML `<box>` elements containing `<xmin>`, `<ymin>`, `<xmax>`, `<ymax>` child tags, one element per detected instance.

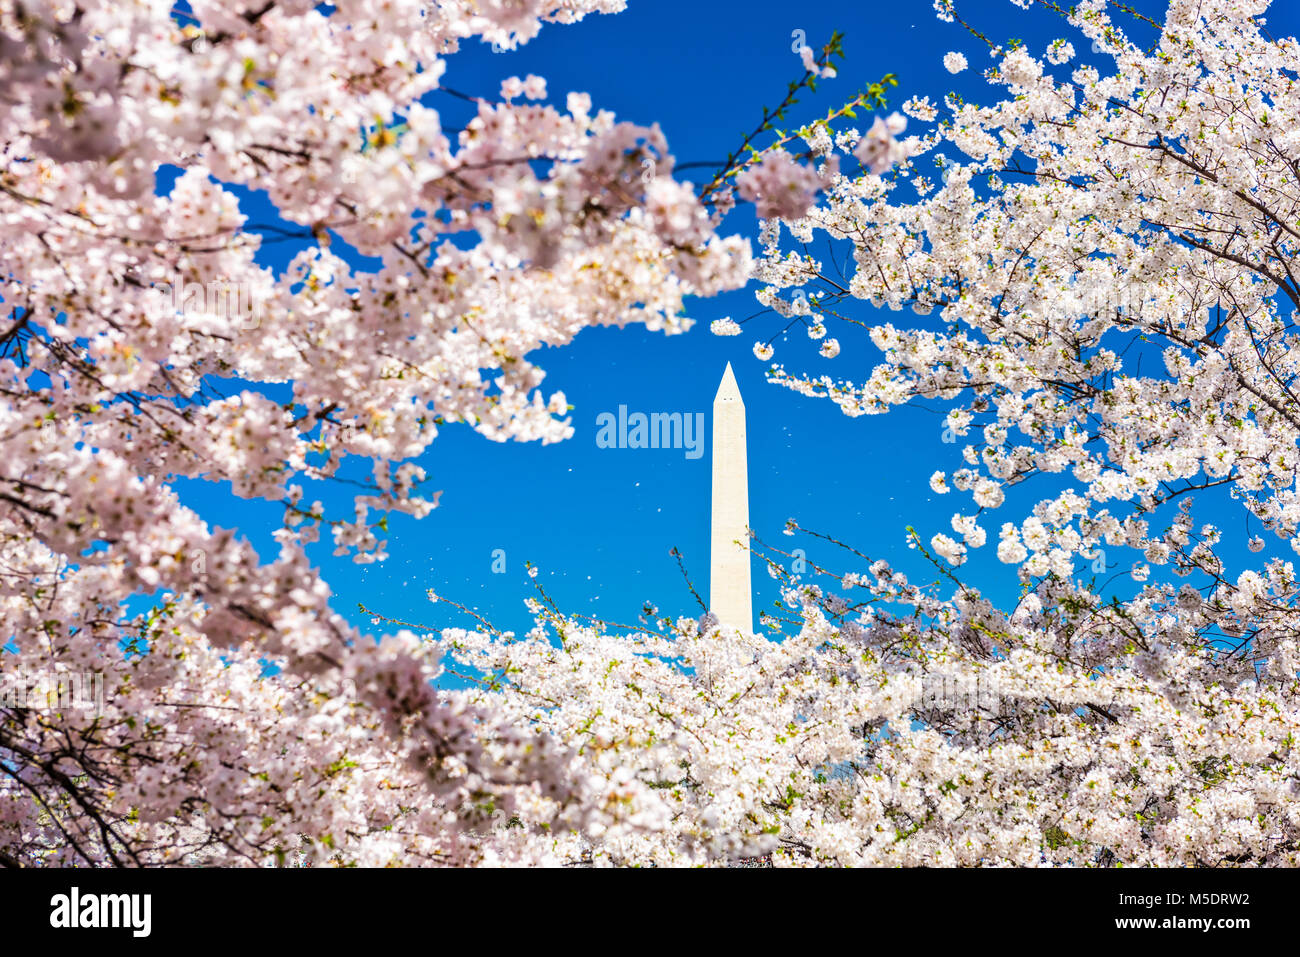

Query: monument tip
<box><xmin>715</xmin><ymin>361</ymin><xmax>742</xmax><ymax>403</ymax></box>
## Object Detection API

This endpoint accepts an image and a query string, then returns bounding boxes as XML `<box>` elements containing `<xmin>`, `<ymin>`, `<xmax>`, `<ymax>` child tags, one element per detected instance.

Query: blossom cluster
<box><xmin>430</xmin><ymin>525</ymin><xmax>1300</xmax><ymax>866</ymax></box>
<box><xmin>751</xmin><ymin>0</ymin><xmax>1300</xmax><ymax>594</ymax></box>
<box><xmin>0</xmin><ymin>0</ymin><xmax>750</xmax><ymax>865</ymax></box>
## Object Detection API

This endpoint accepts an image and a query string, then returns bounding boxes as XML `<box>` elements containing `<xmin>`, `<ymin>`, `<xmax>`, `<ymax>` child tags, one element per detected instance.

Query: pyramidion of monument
<box><xmin>710</xmin><ymin>362</ymin><xmax>753</xmax><ymax>634</ymax></box>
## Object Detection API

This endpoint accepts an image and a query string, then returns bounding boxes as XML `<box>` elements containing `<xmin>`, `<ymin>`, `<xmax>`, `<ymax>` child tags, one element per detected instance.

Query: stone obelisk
<box><xmin>710</xmin><ymin>362</ymin><xmax>752</xmax><ymax>633</ymax></box>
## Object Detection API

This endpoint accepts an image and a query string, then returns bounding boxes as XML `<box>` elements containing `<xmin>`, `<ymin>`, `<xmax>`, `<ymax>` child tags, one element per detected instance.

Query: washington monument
<box><xmin>710</xmin><ymin>362</ymin><xmax>752</xmax><ymax>633</ymax></box>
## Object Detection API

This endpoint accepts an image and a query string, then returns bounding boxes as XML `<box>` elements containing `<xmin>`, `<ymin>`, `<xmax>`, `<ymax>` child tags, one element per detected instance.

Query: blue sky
<box><xmin>170</xmin><ymin>0</ymin><xmax>1300</xmax><ymax>644</ymax></box>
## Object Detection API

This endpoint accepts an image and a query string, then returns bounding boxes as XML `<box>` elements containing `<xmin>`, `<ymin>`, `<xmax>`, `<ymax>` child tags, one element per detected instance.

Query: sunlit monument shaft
<box><xmin>710</xmin><ymin>362</ymin><xmax>752</xmax><ymax>633</ymax></box>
